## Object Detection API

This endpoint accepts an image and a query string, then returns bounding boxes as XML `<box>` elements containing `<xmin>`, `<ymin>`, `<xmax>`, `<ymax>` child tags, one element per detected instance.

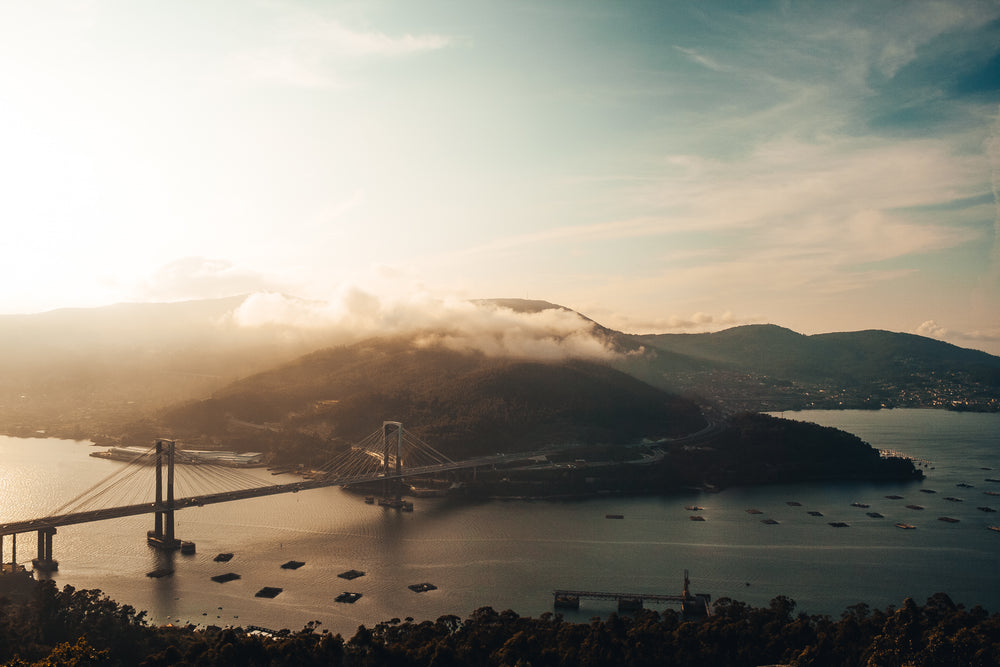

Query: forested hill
<box><xmin>2</xmin><ymin>578</ymin><xmax>998</xmax><ymax>666</ymax></box>
<box><xmin>638</xmin><ymin>324</ymin><xmax>999</xmax><ymax>380</ymax></box>
<box><xmin>626</xmin><ymin>324</ymin><xmax>1000</xmax><ymax>412</ymax></box>
<box><xmin>157</xmin><ymin>337</ymin><xmax>707</xmax><ymax>459</ymax></box>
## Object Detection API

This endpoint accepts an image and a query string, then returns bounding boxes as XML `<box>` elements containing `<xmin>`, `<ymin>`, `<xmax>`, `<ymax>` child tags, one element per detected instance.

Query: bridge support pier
<box><xmin>147</xmin><ymin>439</ymin><xmax>194</xmax><ymax>553</ymax></box>
<box><xmin>32</xmin><ymin>527</ymin><xmax>58</xmax><ymax>572</ymax></box>
<box><xmin>0</xmin><ymin>533</ymin><xmax>26</xmax><ymax>575</ymax></box>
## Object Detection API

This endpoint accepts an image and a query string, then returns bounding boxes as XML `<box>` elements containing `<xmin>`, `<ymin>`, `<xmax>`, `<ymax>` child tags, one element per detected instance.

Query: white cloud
<box><xmin>229</xmin><ymin>290</ymin><xmax>620</xmax><ymax>361</ymax></box>
<box><xmin>139</xmin><ymin>258</ymin><xmax>281</xmax><ymax>301</ymax></box>
<box><xmin>871</xmin><ymin>1</ymin><xmax>995</xmax><ymax>78</ymax></box>
<box><xmin>915</xmin><ymin>320</ymin><xmax>950</xmax><ymax>339</ymax></box>
<box><xmin>443</xmin><ymin>135</ymin><xmax>985</xmax><ymax>298</ymax></box>
<box><xmin>298</xmin><ymin>20</ymin><xmax>451</xmax><ymax>58</ymax></box>
<box><xmin>915</xmin><ymin>320</ymin><xmax>1000</xmax><ymax>352</ymax></box>
<box><xmin>988</xmin><ymin>104</ymin><xmax>1000</xmax><ymax>283</ymax></box>
<box><xmin>600</xmin><ymin>310</ymin><xmax>750</xmax><ymax>335</ymax></box>
<box><xmin>229</xmin><ymin>14</ymin><xmax>452</xmax><ymax>88</ymax></box>
<box><xmin>673</xmin><ymin>46</ymin><xmax>728</xmax><ymax>72</ymax></box>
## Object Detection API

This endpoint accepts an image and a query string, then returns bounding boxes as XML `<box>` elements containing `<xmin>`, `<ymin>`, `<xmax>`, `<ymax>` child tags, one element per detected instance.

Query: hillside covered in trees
<box><xmin>628</xmin><ymin>324</ymin><xmax>1000</xmax><ymax>413</ymax></box>
<box><xmin>153</xmin><ymin>338</ymin><xmax>707</xmax><ymax>460</ymax></box>
<box><xmin>0</xmin><ymin>578</ymin><xmax>997</xmax><ymax>666</ymax></box>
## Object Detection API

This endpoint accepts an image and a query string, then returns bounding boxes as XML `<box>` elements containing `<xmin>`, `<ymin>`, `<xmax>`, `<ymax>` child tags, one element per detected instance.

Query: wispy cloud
<box><xmin>604</xmin><ymin>310</ymin><xmax>749</xmax><ymax>335</ymax></box>
<box><xmin>916</xmin><ymin>319</ymin><xmax>1000</xmax><ymax>347</ymax></box>
<box><xmin>673</xmin><ymin>46</ymin><xmax>728</xmax><ymax>72</ymax></box>
<box><xmin>988</xmin><ymin>105</ymin><xmax>1000</xmax><ymax>284</ymax></box>
<box><xmin>443</xmin><ymin>135</ymin><xmax>985</xmax><ymax>285</ymax></box>
<box><xmin>229</xmin><ymin>13</ymin><xmax>452</xmax><ymax>88</ymax></box>
<box><xmin>866</xmin><ymin>1</ymin><xmax>996</xmax><ymax>78</ymax></box>
<box><xmin>293</xmin><ymin>20</ymin><xmax>451</xmax><ymax>59</ymax></box>
<box><xmin>139</xmin><ymin>258</ymin><xmax>282</xmax><ymax>301</ymax></box>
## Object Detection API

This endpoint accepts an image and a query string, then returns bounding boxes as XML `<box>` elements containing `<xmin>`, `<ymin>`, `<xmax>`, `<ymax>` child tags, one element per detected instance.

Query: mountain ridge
<box><xmin>0</xmin><ymin>295</ymin><xmax>996</xmax><ymax>445</ymax></box>
<box><xmin>157</xmin><ymin>336</ymin><xmax>707</xmax><ymax>460</ymax></box>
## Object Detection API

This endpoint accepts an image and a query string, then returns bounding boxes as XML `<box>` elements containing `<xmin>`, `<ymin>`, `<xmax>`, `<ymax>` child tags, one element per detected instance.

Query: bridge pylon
<box><xmin>376</xmin><ymin>421</ymin><xmax>411</xmax><ymax>509</ymax></box>
<box><xmin>146</xmin><ymin>439</ymin><xmax>194</xmax><ymax>553</ymax></box>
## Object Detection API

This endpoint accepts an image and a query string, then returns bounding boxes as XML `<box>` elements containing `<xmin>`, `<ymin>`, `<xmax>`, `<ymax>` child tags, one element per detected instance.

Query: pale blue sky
<box><xmin>1</xmin><ymin>1</ymin><xmax>998</xmax><ymax>353</ymax></box>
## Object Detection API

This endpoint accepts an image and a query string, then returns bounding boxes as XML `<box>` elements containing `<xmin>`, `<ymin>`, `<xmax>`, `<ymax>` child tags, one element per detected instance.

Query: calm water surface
<box><xmin>0</xmin><ymin>408</ymin><xmax>997</xmax><ymax>635</ymax></box>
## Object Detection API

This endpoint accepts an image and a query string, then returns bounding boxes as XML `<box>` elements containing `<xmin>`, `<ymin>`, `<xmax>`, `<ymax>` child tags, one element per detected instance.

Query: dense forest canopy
<box><xmin>0</xmin><ymin>578</ymin><xmax>997</xmax><ymax>666</ymax></box>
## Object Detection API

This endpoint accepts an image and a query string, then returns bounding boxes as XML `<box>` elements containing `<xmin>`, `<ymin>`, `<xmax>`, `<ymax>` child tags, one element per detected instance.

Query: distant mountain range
<box><xmin>0</xmin><ymin>296</ymin><xmax>996</xmax><ymax>451</ymax></box>
<box><xmin>622</xmin><ymin>323</ymin><xmax>1000</xmax><ymax>413</ymax></box>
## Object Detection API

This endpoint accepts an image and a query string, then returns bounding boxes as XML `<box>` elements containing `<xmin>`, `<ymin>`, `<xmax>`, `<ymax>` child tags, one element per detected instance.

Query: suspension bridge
<box><xmin>0</xmin><ymin>421</ymin><xmax>554</xmax><ymax>573</ymax></box>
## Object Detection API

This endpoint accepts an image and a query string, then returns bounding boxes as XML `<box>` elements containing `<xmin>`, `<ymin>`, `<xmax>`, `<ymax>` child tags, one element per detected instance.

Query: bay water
<box><xmin>0</xmin><ymin>408</ymin><xmax>997</xmax><ymax>635</ymax></box>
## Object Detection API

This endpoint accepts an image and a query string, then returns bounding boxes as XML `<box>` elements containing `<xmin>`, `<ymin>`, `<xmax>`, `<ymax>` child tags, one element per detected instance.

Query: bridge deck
<box><xmin>0</xmin><ymin>448</ymin><xmax>559</xmax><ymax>536</ymax></box>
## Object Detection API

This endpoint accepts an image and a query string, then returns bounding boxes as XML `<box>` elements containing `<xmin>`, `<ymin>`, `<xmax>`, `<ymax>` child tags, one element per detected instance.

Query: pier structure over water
<box><xmin>554</xmin><ymin>570</ymin><xmax>712</xmax><ymax>617</ymax></box>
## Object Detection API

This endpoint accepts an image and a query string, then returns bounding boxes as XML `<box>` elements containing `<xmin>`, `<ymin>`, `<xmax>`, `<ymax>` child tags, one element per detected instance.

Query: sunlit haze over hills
<box><xmin>2</xmin><ymin>1</ymin><xmax>999</xmax><ymax>355</ymax></box>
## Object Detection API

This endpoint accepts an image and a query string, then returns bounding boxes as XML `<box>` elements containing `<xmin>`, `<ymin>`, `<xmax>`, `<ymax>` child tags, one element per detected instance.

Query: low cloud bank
<box><xmin>227</xmin><ymin>289</ymin><xmax>621</xmax><ymax>361</ymax></box>
<box><xmin>915</xmin><ymin>320</ymin><xmax>1000</xmax><ymax>349</ymax></box>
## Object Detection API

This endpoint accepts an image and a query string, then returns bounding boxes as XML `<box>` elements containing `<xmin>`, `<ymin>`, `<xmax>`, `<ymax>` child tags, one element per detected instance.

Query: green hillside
<box><xmin>630</xmin><ymin>324</ymin><xmax>1000</xmax><ymax>412</ymax></box>
<box><xmin>158</xmin><ymin>337</ymin><xmax>707</xmax><ymax>460</ymax></box>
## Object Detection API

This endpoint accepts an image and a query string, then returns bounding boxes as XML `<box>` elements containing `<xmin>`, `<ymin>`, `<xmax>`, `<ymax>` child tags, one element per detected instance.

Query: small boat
<box><xmin>605</xmin><ymin>514</ymin><xmax>624</xmax><ymax>519</ymax></box>
<box><xmin>985</xmin><ymin>491</ymin><xmax>1000</xmax><ymax>496</ymax></box>
<box><xmin>986</xmin><ymin>478</ymin><xmax>1000</xmax><ymax>483</ymax></box>
<box><xmin>866</xmin><ymin>512</ymin><xmax>884</xmax><ymax>518</ymax></box>
<box><xmin>746</xmin><ymin>508</ymin><xmax>763</xmax><ymax>515</ymax></box>
<box><xmin>213</xmin><ymin>553</ymin><xmax>234</xmax><ymax>563</ymax></box>
<box><xmin>280</xmin><ymin>560</ymin><xmax>305</xmax><ymax>570</ymax></box>
<box><xmin>828</xmin><ymin>522</ymin><xmax>849</xmax><ymax>528</ymax></box>
<box><xmin>786</xmin><ymin>501</ymin><xmax>802</xmax><ymax>506</ymax></box>
<box><xmin>988</xmin><ymin>526</ymin><xmax>1000</xmax><ymax>532</ymax></box>
<box><xmin>851</xmin><ymin>502</ymin><xmax>870</xmax><ymax>508</ymax></box>
<box><xmin>146</xmin><ymin>568</ymin><xmax>173</xmax><ymax>578</ymax></box>
<box><xmin>919</xmin><ymin>489</ymin><xmax>937</xmax><ymax>494</ymax></box>
<box><xmin>896</xmin><ymin>523</ymin><xmax>916</xmax><ymax>530</ymax></box>
<box><xmin>689</xmin><ymin>515</ymin><xmax>706</xmax><ymax>521</ymax></box>
<box><xmin>957</xmin><ymin>483</ymin><xmax>974</xmax><ymax>488</ymax></box>
<box><xmin>905</xmin><ymin>504</ymin><xmax>924</xmax><ymax>510</ymax></box>
<box><xmin>211</xmin><ymin>573</ymin><xmax>241</xmax><ymax>583</ymax></box>
<box><xmin>408</xmin><ymin>582</ymin><xmax>437</xmax><ymax>593</ymax></box>
<box><xmin>938</xmin><ymin>516</ymin><xmax>960</xmax><ymax>523</ymax></box>
<box><xmin>943</xmin><ymin>497</ymin><xmax>963</xmax><ymax>502</ymax></box>
<box><xmin>761</xmin><ymin>518</ymin><xmax>779</xmax><ymax>525</ymax></box>
<box><xmin>977</xmin><ymin>506</ymin><xmax>996</xmax><ymax>513</ymax></box>
<box><xmin>684</xmin><ymin>505</ymin><xmax>704</xmax><ymax>511</ymax></box>
<box><xmin>807</xmin><ymin>511</ymin><xmax>824</xmax><ymax>517</ymax></box>
<box><xmin>885</xmin><ymin>495</ymin><xmax>904</xmax><ymax>500</ymax></box>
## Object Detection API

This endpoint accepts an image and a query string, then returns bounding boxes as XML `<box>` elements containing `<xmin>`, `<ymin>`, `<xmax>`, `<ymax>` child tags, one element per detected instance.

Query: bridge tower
<box><xmin>379</xmin><ymin>421</ymin><xmax>406</xmax><ymax>506</ymax></box>
<box><xmin>147</xmin><ymin>439</ymin><xmax>194</xmax><ymax>553</ymax></box>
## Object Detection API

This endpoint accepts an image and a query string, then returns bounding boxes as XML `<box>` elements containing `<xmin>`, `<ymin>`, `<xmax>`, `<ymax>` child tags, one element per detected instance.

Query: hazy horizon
<box><xmin>2</xmin><ymin>1</ymin><xmax>998</xmax><ymax>355</ymax></box>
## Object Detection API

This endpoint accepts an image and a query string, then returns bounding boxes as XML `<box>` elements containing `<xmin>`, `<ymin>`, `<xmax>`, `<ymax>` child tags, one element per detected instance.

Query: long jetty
<box><xmin>553</xmin><ymin>572</ymin><xmax>712</xmax><ymax>616</ymax></box>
